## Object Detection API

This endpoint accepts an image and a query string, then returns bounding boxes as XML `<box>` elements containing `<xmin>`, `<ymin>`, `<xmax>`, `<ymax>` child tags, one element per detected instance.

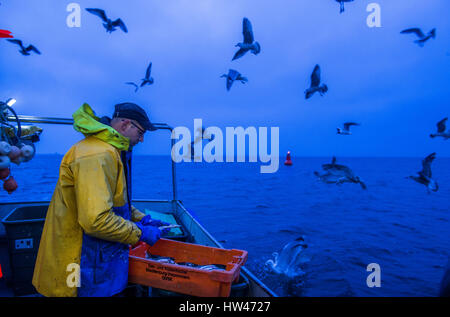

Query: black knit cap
<box><xmin>113</xmin><ymin>102</ymin><xmax>157</xmax><ymax>131</ymax></box>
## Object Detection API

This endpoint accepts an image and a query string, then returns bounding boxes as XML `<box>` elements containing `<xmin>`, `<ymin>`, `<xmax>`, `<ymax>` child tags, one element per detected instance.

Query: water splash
<box><xmin>265</xmin><ymin>237</ymin><xmax>311</xmax><ymax>278</ymax></box>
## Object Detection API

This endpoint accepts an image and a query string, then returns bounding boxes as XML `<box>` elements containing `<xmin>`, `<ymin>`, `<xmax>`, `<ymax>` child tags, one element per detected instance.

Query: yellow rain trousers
<box><xmin>32</xmin><ymin>103</ymin><xmax>145</xmax><ymax>297</ymax></box>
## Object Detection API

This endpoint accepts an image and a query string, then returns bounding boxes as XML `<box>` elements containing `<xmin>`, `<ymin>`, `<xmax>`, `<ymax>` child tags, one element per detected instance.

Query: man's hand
<box><xmin>139</xmin><ymin>215</ymin><xmax>170</xmax><ymax>228</ymax></box>
<box><xmin>135</xmin><ymin>222</ymin><xmax>170</xmax><ymax>246</ymax></box>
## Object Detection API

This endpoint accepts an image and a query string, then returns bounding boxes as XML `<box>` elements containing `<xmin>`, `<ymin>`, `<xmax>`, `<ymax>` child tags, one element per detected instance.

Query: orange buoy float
<box><xmin>284</xmin><ymin>151</ymin><xmax>293</xmax><ymax>166</ymax></box>
<box><xmin>3</xmin><ymin>176</ymin><xmax>18</xmax><ymax>194</ymax></box>
<box><xmin>0</xmin><ymin>168</ymin><xmax>10</xmax><ymax>180</ymax></box>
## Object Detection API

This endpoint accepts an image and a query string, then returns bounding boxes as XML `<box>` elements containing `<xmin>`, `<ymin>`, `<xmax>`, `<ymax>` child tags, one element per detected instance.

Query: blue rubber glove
<box><xmin>136</xmin><ymin>222</ymin><xmax>163</xmax><ymax>246</ymax></box>
<box><xmin>140</xmin><ymin>215</ymin><xmax>170</xmax><ymax>228</ymax></box>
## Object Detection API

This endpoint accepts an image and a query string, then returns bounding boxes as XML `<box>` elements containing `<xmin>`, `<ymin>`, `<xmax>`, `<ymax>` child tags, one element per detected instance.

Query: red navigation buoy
<box><xmin>284</xmin><ymin>151</ymin><xmax>292</xmax><ymax>166</ymax></box>
<box><xmin>0</xmin><ymin>30</ymin><xmax>13</xmax><ymax>39</ymax></box>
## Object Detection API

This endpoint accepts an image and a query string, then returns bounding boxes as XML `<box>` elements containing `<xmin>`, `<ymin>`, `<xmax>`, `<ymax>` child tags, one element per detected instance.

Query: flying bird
<box><xmin>189</xmin><ymin>126</ymin><xmax>214</xmax><ymax>160</ymax></box>
<box><xmin>335</xmin><ymin>0</ymin><xmax>355</xmax><ymax>14</ymax></box>
<box><xmin>430</xmin><ymin>118</ymin><xmax>450</xmax><ymax>140</ymax></box>
<box><xmin>220</xmin><ymin>69</ymin><xmax>248</xmax><ymax>91</ymax></box>
<box><xmin>125</xmin><ymin>82</ymin><xmax>139</xmax><ymax>93</ymax></box>
<box><xmin>337</xmin><ymin>122</ymin><xmax>360</xmax><ymax>135</ymax></box>
<box><xmin>400</xmin><ymin>28</ymin><xmax>436</xmax><ymax>47</ymax></box>
<box><xmin>86</xmin><ymin>8</ymin><xmax>128</xmax><ymax>33</ymax></box>
<box><xmin>7</xmin><ymin>39</ymin><xmax>40</xmax><ymax>55</ymax></box>
<box><xmin>314</xmin><ymin>157</ymin><xmax>367</xmax><ymax>189</ymax></box>
<box><xmin>140</xmin><ymin>62</ymin><xmax>154</xmax><ymax>87</ymax></box>
<box><xmin>305</xmin><ymin>65</ymin><xmax>328</xmax><ymax>99</ymax></box>
<box><xmin>232</xmin><ymin>17</ymin><xmax>261</xmax><ymax>61</ymax></box>
<box><xmin>407</xmin><ymin>152</ymin><xmax>439</xmax><ymax>193</ymax></box>
<box><xmin>265</xmin><ymin>237</ymin><xmax>310</xmax><ymax>278</ymax></box>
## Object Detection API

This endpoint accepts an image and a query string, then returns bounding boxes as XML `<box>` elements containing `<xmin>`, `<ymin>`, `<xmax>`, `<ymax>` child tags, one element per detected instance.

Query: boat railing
<box><xmin>7</xmin><ymin>115</ymin><xmax>178</xmax><ymax>201</ymax></box>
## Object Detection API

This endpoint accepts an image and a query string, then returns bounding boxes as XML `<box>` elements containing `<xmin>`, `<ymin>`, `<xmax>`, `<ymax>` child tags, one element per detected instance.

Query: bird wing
<box><xmin>112</xmin><ymin>19</ymin><xmax>128</xmax><ymax>33</ymax></box>
<box><xmin>228</xmin><ymin>69</ymin><xmax>240</xmax><ymax>81</ymax></box>
<box><xmin>26</xmin><ymin>45</ymin><xmax>41</xmax><ymax>54</ymax></box>
<box><xmin>322</xmin><ymin>157</ymin><xmax>352</xmax><ymax>174</ymax></box>
<box><xmin>321</xmin><ymin>156</ymin><xmax>337</xmax><ymax>169</ymax></box>
<box><xmin>421</xmin><ymin>152</ymin><xmax>436</xmax><ymax>178</ymax></box>
<box><xmin>401</xmin><ymin>28</ymin><xmax>425</xmax><ymax>38</ymax></box>
<box><xmin>325</xmin><ymin>164</ymin><xmax>351</xmax><ymax>173</ymax></box>
<box><xmin>242</xmin><ymin>18</ymin><xmax>254</xmax><ymax>44</ymax></box>
<box><xmin>321</xmin><ymin>156</ymin><xmax>338</xmax><ymax>170</ymax></box>
<box><xmin>232</xmin><ymin>48</ymin><xmax>248</xmax><ymax>61</ymax></box>
<box><xmin>437</xmin><ymin>117</ymin><xmax>448</xmax><ymax>133</ymax></box>
<box><xmin>226</xmin><ymin>77</ymin><xmax>234</xmax><ymax>91</ymax></box>
<box><xmin>343</xmin><ymin>122</ymin><xmax>359</xmax><ymax>130</ymax></box>
<box><xmin>7</xmin><ymin>39</ymin><xmax>23</xmax><ymax>48</ymax></box>
<box><xmin>126</xmin><ymin>82</ymin><xmax>138</xmax><ymax>88</ymax></box>
<box><xmin>237</xmin><ymin>75</ymin><xmax>248</xmax><ymax>83</ymax></box>
<box><xmin>305</xmin><ymin>90</ymin><xmax>314</xmax><ymax>99</ymax></box>
<box><xmin>125</xmin><ymin>82</ymin><xmax>139</xmax><ymax>92</ymax></box>
<box><xmin>310</xmin><ymin>65</ymin><xmax>321</xmax><ymax>88</ymax></box>
<box><xmin>86</xmin><ymin>8</ymin><xmax>108</xmax><ymax>22</ymax></box>
<box><xmin>145</xmin><ymin>62</ymin><xmax>152</xmax><ymax>79</ymax></box>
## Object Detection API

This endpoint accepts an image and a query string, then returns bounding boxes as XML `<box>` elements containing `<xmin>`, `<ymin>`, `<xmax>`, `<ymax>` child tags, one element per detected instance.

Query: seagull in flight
<box><xmin>189</xmin><ymin>126</ymin><xmax>215</xmax><ymax>160</ymax></box>
<box><xmin>305</xmin><ymin>65</ymin><xmax>328</xmax><ymax>99</ymax></box>
<box><xmin>7</xmin><ymin>39</ymin><xmax>40</xmax><ymax>56</ymax></box>
<box><xmin>407</xmin><ymin>153</ymin><xmax>439</xmax><ymax>193</ymax></box>
<box><xmin>232</xmin><ymin>17</ymin><xmax>261</xmax><ymax>61</ymax></box>
<box><xmin>314</xmin><ymin>157</ymin><xmax>367</xmax><ymax>189</ymax></box>
<box><xmin>335</xmin><ymin>0</ymin><xmax>355</xmax><ymax>14</ymax></box>
<box><xmin>86</xmin><ymin>8</ymin><xmax>128</xmax><ymax>33</ymax></box>
<box><xmin>430</xmin><ymin>118</ymin><xmax>450</xmax><ymax>140</ymax></box>
<box><xmin>400</xmin><ymin>28</ymin><xmax>436</xmax><ymax>47</ymax></box>
<box><xmin>140</xmin><ymin>62</ymin><xmax>154</xmax><ymax>87</ymax></box>
<box><xmin>125</xmin><ymin>82</ymin><xmax>139</xmax><ymax>93</ymax></box>
<box><xmin>337</xmin><ymin>122</ymin><xmax>360</xmax><ymax>135</ymax></box>
<box><xmin>220</xmin><ymin>69</ymin><xmax>248</xmax><ymax>91</ymax></box>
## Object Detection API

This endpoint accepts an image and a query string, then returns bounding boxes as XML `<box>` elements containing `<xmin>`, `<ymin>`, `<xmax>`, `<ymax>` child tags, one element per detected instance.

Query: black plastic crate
<box><xmin>1</xmin><ymin>205</ymin><xmax>48</xmax><ymax>296</ymax></box>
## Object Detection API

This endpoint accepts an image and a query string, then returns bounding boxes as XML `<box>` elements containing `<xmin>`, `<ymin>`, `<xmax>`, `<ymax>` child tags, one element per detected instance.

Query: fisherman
<box><xmin>32</xmin><ymin>102</ymin><xmax>168</xmax><ymax>297</ymax></box>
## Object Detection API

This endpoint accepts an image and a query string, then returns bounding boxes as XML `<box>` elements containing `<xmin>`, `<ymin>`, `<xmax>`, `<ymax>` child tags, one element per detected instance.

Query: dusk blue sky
<box><xmin>1</xmin><ymin>0</ymin><xmax>449</xmax><ymax>157</ymax></box>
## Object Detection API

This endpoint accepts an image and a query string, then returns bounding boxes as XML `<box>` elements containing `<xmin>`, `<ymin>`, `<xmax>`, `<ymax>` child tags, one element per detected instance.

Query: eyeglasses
<box><xmin>130</xmin><ymin>121</ymin><xmax>145</xmax><ymax>137</ymax></box>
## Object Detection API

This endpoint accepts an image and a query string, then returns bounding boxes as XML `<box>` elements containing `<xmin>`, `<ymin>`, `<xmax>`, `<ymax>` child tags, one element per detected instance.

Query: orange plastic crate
<box><xmin>128</xmin><ymin>239</ymin><xmax>248</xmax><ymax>297</ymax></box>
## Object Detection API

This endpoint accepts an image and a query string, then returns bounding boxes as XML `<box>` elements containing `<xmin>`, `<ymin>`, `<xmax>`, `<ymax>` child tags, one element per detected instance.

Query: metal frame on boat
<box><xmin>0</xmin><ymin>114</ymin><xmax>276</xmax><ymax>297</ymax></box>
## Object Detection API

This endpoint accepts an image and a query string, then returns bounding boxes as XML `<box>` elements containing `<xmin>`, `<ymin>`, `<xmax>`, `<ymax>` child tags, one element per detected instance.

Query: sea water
<box><xmin>1</xmin><ymin>155</ymin><xmax>448</xmax><ymax>297</ymax></box>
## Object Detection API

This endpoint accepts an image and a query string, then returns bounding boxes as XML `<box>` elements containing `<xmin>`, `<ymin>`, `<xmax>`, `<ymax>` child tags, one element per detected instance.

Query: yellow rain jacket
<box><xmin>32</xmin><ymin>103</ymin><xmax>145</xmax><ymax>297</ymax></box>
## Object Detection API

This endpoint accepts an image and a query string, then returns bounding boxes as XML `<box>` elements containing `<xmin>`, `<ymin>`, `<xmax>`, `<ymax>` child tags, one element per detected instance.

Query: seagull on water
<box><xmin>86</xmin><ymin>8</ymin><xmax>128</xmax><ymax>33</ymax></box>
<box><xmin>305</xmin><ymin>65</ymin><xmax>328</xmax><ymax>99</ymax></box>
<box><xmin>337</xmin><ymin>122</ymin><xmax>360</xmax><ymax>135</ymax></box>
<box><xmin>407</xmin><ymin>152</ymin><xmax>439</xmax><ymax>193</ymax></box>
<box><xmin>314</xmin><ymin>157</ymin><xmax>367</xmax><ymax>189</ymax></box>
<box><xmin>430</xmin><ymin>118</ymin><xmax>450</xmax><ymax>140</ymax></box>
<box><xmin>232</xmin><ymin>17</ymin><xmax>261</xmax><ymax>61</ymax></box>
<box><xmin>220</xmin><ymin>69</ymin><xmax>248</xmax><ymax>91</ymax></box>
<box><xmin>7</xmin><ymin>39</ymin><xmax>40</xmax><ymax>56</ymax></box>
<box><xmin>400</xmin><ymin>28</ymin><xmax>436</xmax><ymax>47</ymax></box>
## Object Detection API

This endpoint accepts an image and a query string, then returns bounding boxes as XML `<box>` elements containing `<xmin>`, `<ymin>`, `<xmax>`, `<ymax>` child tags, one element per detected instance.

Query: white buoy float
<box><xmin>0</xmin><ymin>141</ymin><xmax>11</xmax><ymax>156</ymax></box>
<box><xmin>0</xmin><ymin>155</ymin><xmax>11</xmax><ymax>169</ymax></box>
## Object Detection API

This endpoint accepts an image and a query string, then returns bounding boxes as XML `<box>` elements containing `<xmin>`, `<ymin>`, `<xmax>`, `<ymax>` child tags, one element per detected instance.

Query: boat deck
<box><xmin>0</xmin><ymin>200</ymin><xmax>276</xmax><ymax>297</ymax></box>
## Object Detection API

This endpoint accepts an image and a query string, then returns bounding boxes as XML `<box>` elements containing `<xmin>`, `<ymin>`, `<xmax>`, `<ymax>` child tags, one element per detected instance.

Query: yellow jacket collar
<box><xmin>72</xmin><ymin>103</ymin><xmax>130</xmax><ymax>151</ymax></box>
